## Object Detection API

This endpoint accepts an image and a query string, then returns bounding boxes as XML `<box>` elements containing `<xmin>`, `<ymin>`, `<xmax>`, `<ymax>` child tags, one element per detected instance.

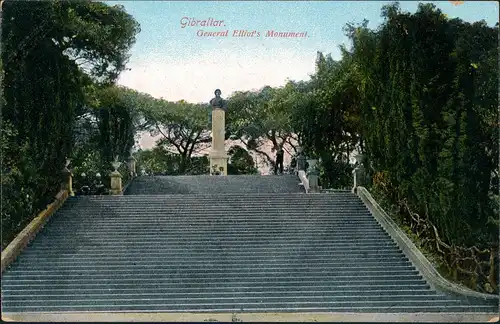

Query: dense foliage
<box><xmin>134</xmin><ymin>147</ymin><xmax>209</xmax><ymax>176</ymax></box>
<box><xmin>136</xmin><ymin>96</ymin><xmax>213</xmax><ymax>173</ymax></box>
<box><xmin>346</xmin><ymin>3</ymin><xmax>498</xmax><ymax>247</ymax></box>
<box><xmin>226</xmin><ymin>85</ymin><xmax>300</xmax><ymax>167</ymax></box>
<box><xmin>133</xmin><ymin>145</ymin><xmax>258</xmax><ymax>176</ymax></box>
<box><xmin>227</xmin><ymin>145</ymin><xmax>259</xmax><ymax>175</ymax></box>
<box><xmin>1</xmin><ymin>1</ymin><xmax>140</xmax><ymax>248</ymax></box>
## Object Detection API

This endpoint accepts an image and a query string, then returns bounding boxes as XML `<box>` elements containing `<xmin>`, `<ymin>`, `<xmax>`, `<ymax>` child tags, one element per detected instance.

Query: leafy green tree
<box><xmin>1</xmin><ymin>0</ymin><xmax>140</xmax><ymax>248</ymax></box>
<box><xmin>227</xmin><ymin>145</ymin><xmax>258</xmax><ymax>175</ymax></box>
<box><xmin>134</xmin><ymin>147</ymin><xmax>209</xmax><ymax>175</ymax></box>
<box><xmin>345</xmin><ymin>2</ymin><xmax>498</xmax><ymax>246</ymax></box>
<box><xmin>139</xmin><ymin>98</ymin><xmax>212</xmax><ymax>173</ymax></box>
<box><xmin>226</xmin><ymin>85</ymin><xmax>300</xmax><ymax>168</ymax></box>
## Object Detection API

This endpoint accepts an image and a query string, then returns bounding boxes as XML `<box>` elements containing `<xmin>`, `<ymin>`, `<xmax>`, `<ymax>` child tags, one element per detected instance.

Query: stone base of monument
<box><xmin>209</xmin><ymin>151</ymin><xmax>228</xmax><ymax>176</ymax></box>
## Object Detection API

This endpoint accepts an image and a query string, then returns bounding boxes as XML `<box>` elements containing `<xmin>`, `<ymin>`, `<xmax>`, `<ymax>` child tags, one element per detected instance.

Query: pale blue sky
<box><xmin>113</xmin><ymin>1</ymin><xmax>499</xmax><ymax>104</ymax></box>
<box><xmin>114</xmin><ymin>1</ymin><xmax>498</xmax><ymax>61</ymax></box>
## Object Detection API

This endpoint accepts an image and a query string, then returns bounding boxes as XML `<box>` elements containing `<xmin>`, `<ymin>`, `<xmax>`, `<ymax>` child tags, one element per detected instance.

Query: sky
<box><xmin>109</xmin><ymin>1</ymin><xmax>499</xmax><ymax>150</ymax></box>
<box><xmin>113</xmin><ymin>1</ymin><xmax>498</xmax><ymax>104</ymax></box>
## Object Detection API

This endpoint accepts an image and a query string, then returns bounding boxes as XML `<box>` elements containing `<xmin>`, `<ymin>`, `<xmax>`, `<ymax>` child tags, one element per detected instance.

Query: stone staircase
<box><xmin>1</xmin><ymin>175</ymin><xmax>497</xmax><ymax>313</ymax></box>
<box><xmin>124</xmin><ymin>175</ymin><xmax>304</xmax><ymax>194</ymax></box>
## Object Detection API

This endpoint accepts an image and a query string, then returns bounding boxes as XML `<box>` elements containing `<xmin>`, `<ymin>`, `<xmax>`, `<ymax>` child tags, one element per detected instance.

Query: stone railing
<box><xmin>356</xmin><ymin>186</ymin><xmax>499</xmax><ymax>300</ymax></box>
<box><xmin>352</xmin><ymin>158</ymin><xmax>499</xmax><ymax>296</ymax></box>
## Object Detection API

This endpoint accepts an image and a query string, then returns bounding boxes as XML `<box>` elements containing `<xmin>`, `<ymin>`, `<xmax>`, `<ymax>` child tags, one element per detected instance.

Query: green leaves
<box><xmin>1</xmin><ymin>1</ymin><xmax>140</xmax><ymax>247</ymax></box>
<box><xmin>225</xmin><ymin>86</ymin><xmax>298</xmax><ymax>166</ymax></box>
<box><xmin>345</xmin><ymin>1</ymin><xmax>498</xmax><ymax>247</ymax></box>
<box><xmin>227</xmin><ymin>146</ymin><xmax>258</xmax><ymax>175</ymax></box>
<box><xmin>135</xmin><ymin>94</ymin><xmax>211</xmax><ymax>169</ymax></box>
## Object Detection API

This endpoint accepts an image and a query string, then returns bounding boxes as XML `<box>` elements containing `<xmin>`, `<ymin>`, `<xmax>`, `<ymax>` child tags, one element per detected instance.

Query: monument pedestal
<box><xmin>209</xmin><ymin>108</ymin><xmax>228</xmax><ymax>175</ymax></box>
<box><xmin>210</xmin><ymin>151</ymin><xmax>228</xmax><ymax>176</ymax></box>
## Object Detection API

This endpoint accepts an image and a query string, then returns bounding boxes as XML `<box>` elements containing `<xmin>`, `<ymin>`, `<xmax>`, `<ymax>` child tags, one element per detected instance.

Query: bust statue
<box><xmin>210</xmin><ymin>89</ymin><xmax>226</xmax><ymax>111</ymax></box>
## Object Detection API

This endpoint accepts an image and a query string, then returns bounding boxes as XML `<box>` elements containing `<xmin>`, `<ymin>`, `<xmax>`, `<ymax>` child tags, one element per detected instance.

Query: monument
<box><xmin>209</xmin><ymin>89</ymin><xmax>228</xmax><ymax>175</ymax></box>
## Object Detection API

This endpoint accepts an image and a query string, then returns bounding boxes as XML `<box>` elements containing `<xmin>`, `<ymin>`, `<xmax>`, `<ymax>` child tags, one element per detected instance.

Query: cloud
<box><xmin>118</xmin><ymin>47</ymin><xmax>316</xmax><ymax>103</ymax></box>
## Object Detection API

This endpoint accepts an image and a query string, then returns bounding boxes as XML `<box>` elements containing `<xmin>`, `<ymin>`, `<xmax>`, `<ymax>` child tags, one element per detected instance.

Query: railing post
<box><xmin>127</xmin><ymin>155</ymin><xmax>136</xmax><ymax>178</ymax></box>
<box><xmin>110</xmin><ymin>157</ymin><xmax>123</xmax><ymax>195</ymax></box>
<box><xmin>352</xmin><ymin>154</ymin><xmax>366</xmax><ymax>193</ymax></box>
<box><xmin>307</xmin><ymin>159</ymin><xmax>320</xmax><ymax>193</ymax></box>
<box><xmin>61</xmin><ymin>158</ymin><xmax>75</xmax><ymax>196</ymax></box>
<box><xmin>297</xmin><ymin>152</ymin><xmax>306</xmax><ymax>172</ymax></box>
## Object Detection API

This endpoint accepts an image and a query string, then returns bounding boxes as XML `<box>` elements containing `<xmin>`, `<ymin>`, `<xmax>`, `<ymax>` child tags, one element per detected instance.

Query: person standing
<box><xmin>274</xmin><ymin>148</ymin><xmax>284</xmax><ymax>175</ymax></box>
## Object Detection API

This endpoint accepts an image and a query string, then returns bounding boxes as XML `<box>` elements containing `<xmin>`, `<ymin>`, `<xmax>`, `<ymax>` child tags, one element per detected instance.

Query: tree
<box><xmin>345</xmin><ymin>2</ymin><xmax>498</xmax><ymax>246</ymax></box>
<box><xmin>1</xmin><ymin>0</ymin><xmax>140</xmax><ymax>248</ymax></box>
<box><xmin>227</xmin><ymin>145</ymin><xmax>258</xmax><ymax>175</ymax></box>
<box><xmin>139</xmin><ymin>98</ymin><xmax>212</xmax><ymax>173</ymax></box>
<box><xmin>134</xmin><ymin>147</ymin><xmax>209</xmax><ymax>176</ymax></box>
<box><xmin>226</xmin><ymin>84</ymin><xmax>300</xmax><ymax>168</ymax></box>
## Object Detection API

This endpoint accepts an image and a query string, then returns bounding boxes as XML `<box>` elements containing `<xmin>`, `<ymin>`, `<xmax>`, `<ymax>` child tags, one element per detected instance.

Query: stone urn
<box><xmin>354</xmin><ymin>154</ymin><xmax>365</xmax><ymax>165</ymax></box>
<box><xmin>111</xmin><ymin>156</ymin><xmax>122</xmax><ymax>174</ymax></box>
<box><xmin>307</xmin><ymin>159</ymin><xmax>318</xmax><ymax>171</ymax></box>
<box><xmin>110</xmin><ymin>156</ymin><xmax>123</xmax><ymax>195</ymax></box>
<box><xmin>65</xmin><ymin>158</ymin><xmax>71</xmax><ymax>170</ymax></box>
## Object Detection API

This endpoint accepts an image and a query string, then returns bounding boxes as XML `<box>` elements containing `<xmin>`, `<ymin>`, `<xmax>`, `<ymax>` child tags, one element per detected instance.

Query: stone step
<box><xmin>2</xmin><ymin>289</ymin><xmax>440</xmax><ymax>298</ymax></box>
<box><xmin>10</xmin><ymin>255</ymin><xmax>411</xmax><ymax>266</ymax></box>
<box><xmin>6</xmin><ymin>264</ymin><xmax>417</xmax><ymax>274</ymax></box>
<box><xmin>3</xmin><ymin>269</ymin><xmax>422</xmax><ymax>281</ymax></box>
<box><xmin>0</xmin><ymin>280</ymin><xmax>433</xmax><ymax>290</ymax></box>
<box><xmin>3</xmin><ymin>283</ymin><xmax>431</xmax><ymax>293</ymax></box>
<box><xmin>3</xmin><ymin>305</ymin><xmax>493</xmax><ymax>313</ymax></box>
<box><xmin>68</xmin><ymin>195</ymin><xmax>357</xmax><ymax>201</ymax></box>
<box><xmin>40</xmin><ymin>223</ymin><xmax>385</xmax><ymax>229</ymax></box>
<box><xmin>2</xmin><ymin>294</ymin><xmax>462</xmax><ymax>307</ymax></box>
<box><xmin>28</xmin><ymin>240</ymin><xmax>398</xmax><ymax>248</ymax></box>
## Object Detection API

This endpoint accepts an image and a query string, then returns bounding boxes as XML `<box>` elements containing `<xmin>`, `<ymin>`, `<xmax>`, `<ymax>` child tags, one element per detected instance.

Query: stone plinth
<box><xmin>62</xmin><ymin>168</ymin><xmax>75</xmax><ymax>196</ymax></box>
<box><xmin>110</xmin><ymin>171</ymin><xmax>122</xmax><ymax>195</ymax></box>
<box><xmin>352</xmin><ymin>165</ymin><xmax>366</xmax><ymax>193</ymax></box>
<box><xmin>210</xmin><ymin>108</ymin><xmax>228</xmax><ymax>175</ymax></box>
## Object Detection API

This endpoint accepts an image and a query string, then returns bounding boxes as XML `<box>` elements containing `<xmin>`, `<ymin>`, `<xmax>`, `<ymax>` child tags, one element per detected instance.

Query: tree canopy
<box><xmin>1</xmin><ymin>0</ymin><xmax>140</xmax><ymax>248</ymax></box>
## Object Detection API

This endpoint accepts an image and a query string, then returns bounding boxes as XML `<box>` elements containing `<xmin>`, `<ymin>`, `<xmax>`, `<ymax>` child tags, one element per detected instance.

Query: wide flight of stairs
<box><xmin>1</xmin><ymin>176</ymin><xmax>497</xmax><ymax>313</ymax></box>
<box><xmin>124</xmin><ymin>175</ymin><xmax>304</xmax><ymax>195</ymax></box>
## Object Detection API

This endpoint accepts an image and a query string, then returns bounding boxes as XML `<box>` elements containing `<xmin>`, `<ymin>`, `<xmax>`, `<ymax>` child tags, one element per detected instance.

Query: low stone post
<box><xmin>352</xmin><ymin>154</ymin><xmax>366</xmax><ymax>193</ymax></box>
<box><xmin>307</xmin><ymin>159</ymin><xmax>320</xmax><ymax>193</ymax></box>
<box><xmin>62</xmin><ymin>158</ymin><xmax>75</xmax><ymax>196</ymax></box>
<box><xmin>110</xmin><ymin>157</ymin><xmax>123</xmax><ymax>195</ymax></box>
<box><xmin>297</xmin><ymin>153</ymin><xmax>306</xmax><ymax>172</ymax></box>
<box><xmin>127</xmin><ymin>155</ymin><xmax>136</xmax><ymax>178</ymax></box>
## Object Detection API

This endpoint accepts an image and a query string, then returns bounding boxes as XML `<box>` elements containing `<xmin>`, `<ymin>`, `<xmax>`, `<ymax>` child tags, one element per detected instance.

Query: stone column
<box><xmin>61</xmin><ymin>158</ymin><xmax>75</xmax><ymax>196</ymax></box>
<box><xmin>110</xmin><ymin>158</ymin><xmax>123</xmax><ymax>195</ymax></box>
<box><xmin>209</xmin><ymin>108</ymin><xmax>228</xmax><ymax>175</ymax></box>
